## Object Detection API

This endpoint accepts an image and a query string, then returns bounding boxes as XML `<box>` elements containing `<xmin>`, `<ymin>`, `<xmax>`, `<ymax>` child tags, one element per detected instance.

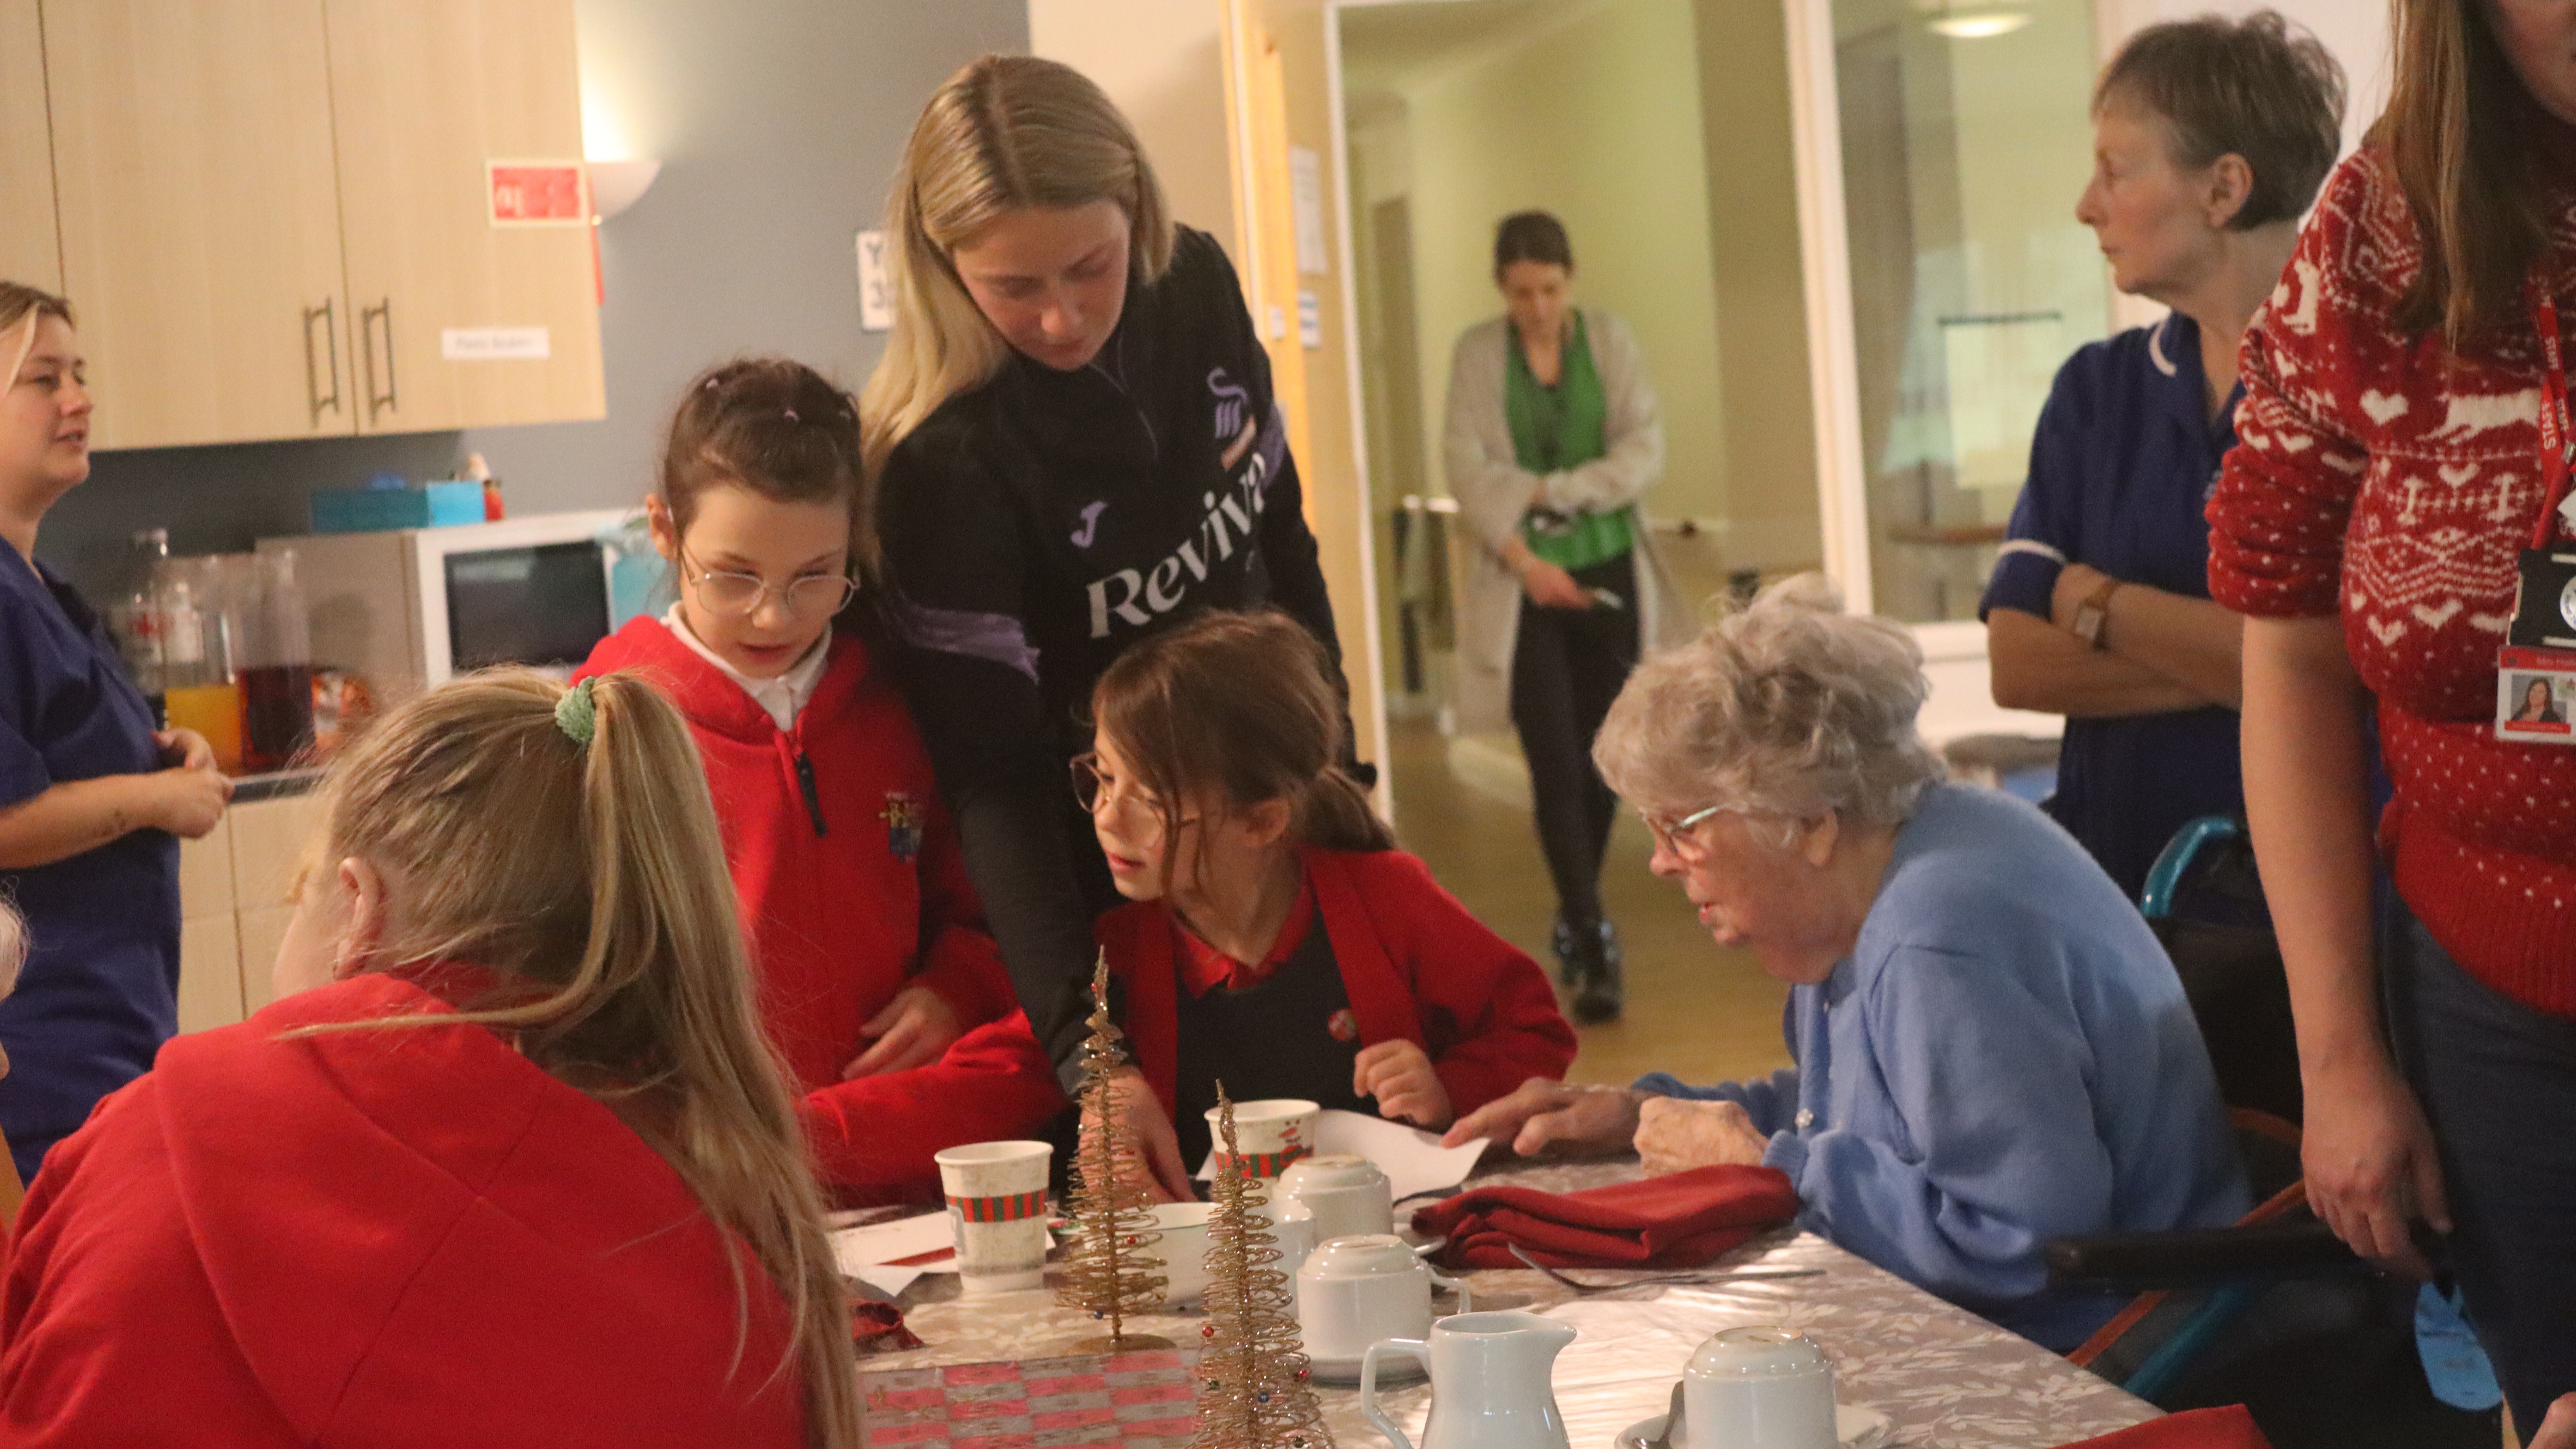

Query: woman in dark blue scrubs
<box><xmin>1980</xmin><ymin>15</ymin><xmax>2345</xmax><ymax>900</ymax></box>
<box><xmin>0</xmin><ymin>284</ymin><xmax>231</xmax><ymax>1186</ymax></box>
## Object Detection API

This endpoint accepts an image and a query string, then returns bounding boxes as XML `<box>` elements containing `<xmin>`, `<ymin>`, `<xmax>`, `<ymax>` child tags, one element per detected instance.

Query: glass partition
<box><xmin>1828</xmin><ymin>0</ymin><xmax>2111</xmax><ymax>623</ymax></box>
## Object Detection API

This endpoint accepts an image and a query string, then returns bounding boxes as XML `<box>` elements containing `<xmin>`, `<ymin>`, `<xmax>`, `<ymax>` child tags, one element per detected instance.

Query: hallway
<box><xmin>1383</xmin><ymin>714</ymin><xmax>1794</xmax><ymax>1094</ymax></box>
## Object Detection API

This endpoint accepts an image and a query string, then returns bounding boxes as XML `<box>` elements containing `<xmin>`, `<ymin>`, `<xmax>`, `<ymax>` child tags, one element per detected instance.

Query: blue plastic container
<box><xmin>308</xmin><ymin>479</ymin><xmax>486</xmax><ymax>533</ymax></box>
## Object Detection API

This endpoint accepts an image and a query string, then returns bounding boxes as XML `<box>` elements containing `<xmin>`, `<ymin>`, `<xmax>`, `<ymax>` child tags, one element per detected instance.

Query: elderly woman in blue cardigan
<box><xmin>1449</xmin><ymin>576</ymin><xmax>2248</xmax><ymax>1351</ymax></box>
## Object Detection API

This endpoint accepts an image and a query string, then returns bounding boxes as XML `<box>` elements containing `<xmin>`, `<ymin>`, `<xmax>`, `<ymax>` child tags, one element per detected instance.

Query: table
<box><xmin>856</xmin><ymin>1162</ymin><xmax>2160</xmax><ymax>1449</ymax></box>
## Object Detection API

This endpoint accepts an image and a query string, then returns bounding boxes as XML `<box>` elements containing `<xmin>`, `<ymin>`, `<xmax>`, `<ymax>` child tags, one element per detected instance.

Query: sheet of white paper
<box><xmin>829</xmin><ymin>1210</ymin><xmax>952</xmax><ymax>1272</ymax></box>
<box><xmin>844</xmin><ymin>1262</ymin><xmax>929</xmax><ymax>1298</ymax></box>
<box><xmin>1193</xmin><ymin>1109</ymin><xmax>1487</xmax><ymax>1205</ymax></box>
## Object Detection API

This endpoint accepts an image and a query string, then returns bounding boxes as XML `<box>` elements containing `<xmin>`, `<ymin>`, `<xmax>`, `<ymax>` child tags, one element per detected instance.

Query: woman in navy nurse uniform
<box><xmin>0</xmin><ymin>284</ymin><xmax>231</xmax><ymax>1185</ymax></box>
<box><xmin>1981</xmin><ymin>13</ymin><xmax>2345</xmax><ymax>900</ymax></box>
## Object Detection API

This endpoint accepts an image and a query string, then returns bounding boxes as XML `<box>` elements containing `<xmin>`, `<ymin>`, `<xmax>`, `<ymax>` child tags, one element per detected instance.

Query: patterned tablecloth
<box><xmin>855</xmin><ymin>1160</ymin><xmax>2159</xmax><ymax>1449</ymax></box>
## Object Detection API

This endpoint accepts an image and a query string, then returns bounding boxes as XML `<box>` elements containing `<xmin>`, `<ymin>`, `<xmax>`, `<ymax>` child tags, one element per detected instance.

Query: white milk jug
<box><xmin>1358</xmin><ymin>1310</ymin><xmax>1578</xmax><ymax>1449</ymax></box>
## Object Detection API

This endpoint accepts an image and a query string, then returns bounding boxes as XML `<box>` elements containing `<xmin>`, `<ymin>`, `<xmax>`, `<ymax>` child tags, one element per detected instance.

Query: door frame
<box><xmin>1778</xmin><ymin>0</ymin><xmax>2078</xmax><ymax>744</ymax></box>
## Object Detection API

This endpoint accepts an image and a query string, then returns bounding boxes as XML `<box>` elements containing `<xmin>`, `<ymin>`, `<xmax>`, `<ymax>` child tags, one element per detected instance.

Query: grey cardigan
<box><xmin>1440</xmin><ymin>307</ymin><xmax>1694</xmax><ymax>735</ymax></box>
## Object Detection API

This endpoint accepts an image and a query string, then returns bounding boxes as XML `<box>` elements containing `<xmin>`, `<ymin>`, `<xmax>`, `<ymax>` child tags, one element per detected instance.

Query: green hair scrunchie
<box><xmin>555</xmin><ymin>677</ymin><xmax>599</xmax><ymax>747</ymax></box>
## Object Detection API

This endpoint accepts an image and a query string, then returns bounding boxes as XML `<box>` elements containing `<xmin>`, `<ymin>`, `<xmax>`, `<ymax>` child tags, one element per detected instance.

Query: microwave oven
<box><xmin>258</xmin><ymin>510</ymin><xmax>647</xmax><ymax>696</ymax></box>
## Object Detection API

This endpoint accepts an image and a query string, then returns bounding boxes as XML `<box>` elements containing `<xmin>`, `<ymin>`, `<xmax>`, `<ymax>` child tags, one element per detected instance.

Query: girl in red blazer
<box><xmin>579</xmin><ymin>360</ymin><xmax>1060</xmax><ymax>1203</ymax></box>
<box><xmin>1079</xmin><ymin>609</ymin><xmax>1577</xmax><ymax>1197</ymax></box>
<box><xmin>0</xmin><ymin>671</ymin><xmax>860</xmax><ymax>1447</ymax></box>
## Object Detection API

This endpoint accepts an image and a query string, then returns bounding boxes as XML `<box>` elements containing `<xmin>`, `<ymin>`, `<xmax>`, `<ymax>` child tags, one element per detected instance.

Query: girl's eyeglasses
<box><xmin>1640</xmin><ymin>802</ymin><xmax>1727</xmax><ymax>861</ymax></box>
<box><xmin>680</xmin><ymin>550</ymin><xmax>857</xmax><ymax>618</ymax></box>
<box><xmin>1071</xmin><ymin>752</ymin><xmax>1198</xmax><ymax>841</ymax></box>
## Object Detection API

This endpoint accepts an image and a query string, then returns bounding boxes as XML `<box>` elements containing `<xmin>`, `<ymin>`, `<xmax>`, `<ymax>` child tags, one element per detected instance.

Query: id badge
<box><xmin>2497</xmin><ymin>551</ymin><xmax>2576</xmax><ymax>742</ymax></box>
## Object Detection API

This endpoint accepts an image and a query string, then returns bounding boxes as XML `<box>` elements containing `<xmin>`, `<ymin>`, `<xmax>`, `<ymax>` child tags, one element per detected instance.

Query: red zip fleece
<box><xmin>0</xmin><ymin>971</ymin><xmax>808</xmax><ymax>1446</ymax></box>
<box><xmin>582</xmin><ymin>618</ymin><xmax>1063</xmax><ymax>1200</ymax></box>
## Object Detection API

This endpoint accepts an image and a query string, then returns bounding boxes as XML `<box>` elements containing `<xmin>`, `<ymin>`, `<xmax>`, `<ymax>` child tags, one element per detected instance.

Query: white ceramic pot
<box><xmin>1151</xmin><ymin>1200</ymin><xmax>1216</xmax><ymax>1308</ymax></box>
<box><xmin>1296</xmin><ymin>1233</ymin><xmax>1472</xmax><ymax>1371</ymax></box>
<box><xmin>932</xmin><ymin>1140</ymin><xmax>1052</xmax><ymax>1294</ymax></box>
<box><xmin>1683</xmin><ymin>1326</ymin><xmax>1838</xmax><ymax>1449</ymax></box>
<box><xmin>1276</xmin><ymin>1153</ymin><xmax>1395</xmax><ymax>1243</ymax></box>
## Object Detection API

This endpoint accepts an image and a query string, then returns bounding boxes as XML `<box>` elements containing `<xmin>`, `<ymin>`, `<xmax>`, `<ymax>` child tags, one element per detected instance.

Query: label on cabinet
<box><xmin>487</xmin><ymin>161</ymin><xmax>587</xmax><ymax>226</ymax></box>
<box><xmin>441</xmin><ymin>327</ymin><xmax>552</xmax><ymax>361</ymax></box>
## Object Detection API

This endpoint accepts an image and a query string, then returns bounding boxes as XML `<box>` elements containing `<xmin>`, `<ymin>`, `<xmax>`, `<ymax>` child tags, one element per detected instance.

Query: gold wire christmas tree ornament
<box><xmin>1058</xmin><ymin>954</ymin><xmax>1173</xmax><ymax>1353</ymax></box>
<box><xmin>1193</xmin><ymin>1084</ymin><xmax>1333</xmax><ymax>1449</ymax></box>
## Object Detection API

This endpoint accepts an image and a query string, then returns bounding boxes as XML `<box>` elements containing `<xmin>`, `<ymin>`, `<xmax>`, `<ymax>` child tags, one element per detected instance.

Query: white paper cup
<box><xmin>1151</xmin><ymin>1200</ymin><xmax>1218</xmax><ymax>1307</ymax></box>
<box><xmin>1206</xmin><ymin>1098</ymin><xmax>1321</xmax><ymax>1180</ymax></box>
<box><xmin>935</xmin><ymin>1140</ymin><xmax>1052</xmax><ymax>1294</ymax></box>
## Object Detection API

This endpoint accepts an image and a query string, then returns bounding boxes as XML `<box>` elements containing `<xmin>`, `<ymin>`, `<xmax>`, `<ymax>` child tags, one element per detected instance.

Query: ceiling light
<box><xmin>1928</xmin><ymin>6</ymin><xmax>2031</xmax><ymax>38</ymax></box>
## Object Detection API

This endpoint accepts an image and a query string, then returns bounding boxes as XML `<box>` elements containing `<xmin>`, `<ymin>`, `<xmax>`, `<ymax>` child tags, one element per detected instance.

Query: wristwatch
<box><xmin>2073</xmin><ymin>578</ymin><xmax>2121</xmax><ymax>651</ymax></box>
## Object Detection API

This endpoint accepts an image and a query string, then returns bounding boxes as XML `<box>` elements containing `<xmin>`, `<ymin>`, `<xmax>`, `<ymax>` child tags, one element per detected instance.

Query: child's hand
<box><xmin>840</xmin><ymin>985</ymin><xmax>962</xmax><ymax>1079</ymax></box>
<box><xmin>1078</xmin><ymin>1066</ymin><xmax>1195</xmax><ymax>1203</ymax></box>
<box><xmin>1354</xmin><ymin>1040</ymin><xmax>1453</xmax><ymax>1130</ymax></box>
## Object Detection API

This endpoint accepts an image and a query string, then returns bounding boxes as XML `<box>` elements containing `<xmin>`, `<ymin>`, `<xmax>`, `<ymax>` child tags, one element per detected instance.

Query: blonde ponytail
<box><xmin>860</xmin><ymin>55</ymin><xmax>1174</xmax><ymax>483</ymax></box>
<box><xmin>302</xmin><ymin>671</ymin><xmax>862</xmax><ymax>1449</ymax></box>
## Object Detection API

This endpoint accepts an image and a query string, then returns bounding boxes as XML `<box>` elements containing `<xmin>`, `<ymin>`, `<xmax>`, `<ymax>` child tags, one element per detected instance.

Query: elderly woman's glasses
<box><xmin>679</xmin><ymin>549</ymin><xmax>857</xmax><ymax>618</ymax></box>
<box><xmin>1641</xmin><ymin>803</ymin><xmax>1727</xmax><ymax>860</ymax></box>
<box><xmin>1071</xmin><ymin>752</ymin><xmax>1198</xmax><ymax>841</ymax></box>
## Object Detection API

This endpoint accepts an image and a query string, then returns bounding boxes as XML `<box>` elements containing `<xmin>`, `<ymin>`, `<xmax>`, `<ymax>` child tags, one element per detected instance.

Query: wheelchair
<box><xmin>2044</xmin><ymin>817</ymin><xmax>2499</xmax><ymax>1449</ymax></box>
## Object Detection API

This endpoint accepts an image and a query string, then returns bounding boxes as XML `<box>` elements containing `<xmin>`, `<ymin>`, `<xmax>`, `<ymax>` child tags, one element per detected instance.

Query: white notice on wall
<box><xmin>440</xmin><ymin>327</ymin><xmax>551</xmax><ymax>361</ymax></box>
<box><xmin>1297</xmin><ymin>289</ymin><xmax>1323</xmax><ymax>349</ymax></box>
<box><xmin>1289</xmin><ymin>146</ymin><xmax>1328</xmax><ymax>275</ymax></box>
<box><xmin>855</xmin><ymin>230</ymin><xmax>893</xmax><ymax>332</ymax></box>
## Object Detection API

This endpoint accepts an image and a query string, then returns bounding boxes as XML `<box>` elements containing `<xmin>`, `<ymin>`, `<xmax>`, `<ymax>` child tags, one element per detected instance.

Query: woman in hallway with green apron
<box><xmin>1443</xmin><ymin>212</ymin><xmax>1690</xmax><ymax>1023</ymax></box>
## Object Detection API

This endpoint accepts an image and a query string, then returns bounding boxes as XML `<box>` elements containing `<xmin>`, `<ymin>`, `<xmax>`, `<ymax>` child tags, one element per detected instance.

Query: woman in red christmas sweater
<box><xmin>2209</xmin><ymin>0</ymin><xmax>2576</xmax><ymax>1426</ymax></box>
<box><xmin>1065</xmin><ymin>609</ymin><xmax>1576</xmax><ymax>1198</ymax></box>
<box><xmin>0</xmin><ymin>672</ymin><xmax>861</xmax><ymax>1446</ymax></box>
<box><xmin>580</xmin><ymin>359</ymin><xmax>1061</xmax><ymax>1204</ymax></box>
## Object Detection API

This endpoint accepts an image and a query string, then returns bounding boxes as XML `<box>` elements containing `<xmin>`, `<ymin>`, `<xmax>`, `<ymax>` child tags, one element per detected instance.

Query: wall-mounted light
<box><xmin>587</xmin><ymin>159</ymin><xmax>663</xmax><ymax>222</ymax></box>
<box><xmin>1926</xmin><ymin>2</ymin><xmax>2031</xmax><ymax>39</ymax></box>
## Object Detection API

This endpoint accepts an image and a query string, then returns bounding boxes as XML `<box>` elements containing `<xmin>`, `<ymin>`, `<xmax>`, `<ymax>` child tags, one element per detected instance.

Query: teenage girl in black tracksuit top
<box><xmin>877</xmin><ymin>223</ymin><xmax>1353</xmax><ymax>1088</ymax></box>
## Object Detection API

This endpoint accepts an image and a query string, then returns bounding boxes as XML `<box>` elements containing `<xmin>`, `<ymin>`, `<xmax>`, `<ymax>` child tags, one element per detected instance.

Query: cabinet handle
<box><xmin>301</xmin><ymin>299</ymin><xmax>342</xmax><ymax>426</ymax></box>
<box><xmin>360</xmin><ymin>298</ymin><xmax>397</xmax><ymax>423</ymax></box>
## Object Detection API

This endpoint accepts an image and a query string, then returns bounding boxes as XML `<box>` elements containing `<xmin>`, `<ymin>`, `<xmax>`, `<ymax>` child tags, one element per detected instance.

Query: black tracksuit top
<box><xmin>878</xmin><ymin>225</ymin><xmax>1349</xmax><ymax>1082</ymax></box>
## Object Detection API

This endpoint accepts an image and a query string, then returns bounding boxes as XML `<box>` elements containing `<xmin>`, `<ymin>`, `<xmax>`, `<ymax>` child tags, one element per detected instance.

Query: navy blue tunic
<box><xmin>0</xmin><ymin>542</ymin><xmax>180</xmax><ymax>1184</ymax></box>
<box><xmin>1979</xmin><ymin>313</ymin><xmax>2246</xmax><ymax>902</ymax></box>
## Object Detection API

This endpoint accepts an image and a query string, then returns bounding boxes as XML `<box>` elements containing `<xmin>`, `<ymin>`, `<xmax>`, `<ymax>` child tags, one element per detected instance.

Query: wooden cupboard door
<box><xmin>177</xmin><ymin>915</ymin><xmax>245</xmax><ymax>1035</ymax></box>
<box><xmin>0</xmin><ymin>0</ymin><xmax>62</xmax><ymax>292</ymax></box>
<box><xmin>234</xmin><ymin>903</ymin><xmax>295</xmax><ymax>1016</ymax></box>
<box><xmin>43</xmin><ymin>0</ymin><xmax>352</xmax><ymax>449</ymax></box>
<box><xmin>326</xmin><ymin>0</ymin><xmax>604</xmax><ymax>434</ymax></box>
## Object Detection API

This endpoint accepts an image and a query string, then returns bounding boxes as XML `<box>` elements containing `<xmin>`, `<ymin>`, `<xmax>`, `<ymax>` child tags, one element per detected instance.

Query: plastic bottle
<box><xmin>239</xmin><ymin>549</ymin><xmax>315</xmax><ymax>773</ymax></box>
<box><xmin>112</xmin><ymin>529</ymin><xmax>170</xmax><ymax>709</ymax></box>
<box><xmin>158</xmin><ymin>558</ymin><xmax>244</xmax><ymax>772</ymax></box>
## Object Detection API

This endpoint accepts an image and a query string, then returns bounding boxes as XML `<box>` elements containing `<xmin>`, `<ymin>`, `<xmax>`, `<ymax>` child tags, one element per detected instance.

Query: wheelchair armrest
<box><xmin>2044</xmin><ymin>1218</ymin><xmax>2365</xmax><ymax>1292</ymax></box>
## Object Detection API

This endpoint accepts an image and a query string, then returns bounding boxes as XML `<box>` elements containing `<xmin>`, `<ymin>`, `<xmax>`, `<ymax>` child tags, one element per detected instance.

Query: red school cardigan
<box><xmin>2207</xmin><ymin>141</ymin><xmax>2576</xmax><ymax>1014</ymax></box>
<box><xmin>1106</xmin><ymin>846</ymin><xmax>1579</xmax><ymax>1120</ymax></box>
<box><xmin>580</xmin><ymin>620</ymin><xmax>1060</xmax><ymax>1200</ymax></box>
<box><xmin>0</xmin><ymin>971</ymin><xmax>807</xmax><ymax>1446</ymax></box>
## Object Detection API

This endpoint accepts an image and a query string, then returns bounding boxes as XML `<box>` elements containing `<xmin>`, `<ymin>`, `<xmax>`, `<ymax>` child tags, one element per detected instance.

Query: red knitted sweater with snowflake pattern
<box><xmin>2208</xmin><ymin>140</ymin><xmax>2576</xmax><ymax>1015</ymax></box>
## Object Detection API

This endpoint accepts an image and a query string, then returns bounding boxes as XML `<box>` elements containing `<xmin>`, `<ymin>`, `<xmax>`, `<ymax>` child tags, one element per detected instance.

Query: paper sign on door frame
<box><xmin>489</xmin><ymin>161</ymin><xmax>589</xmax><ymax>227</ymax></box>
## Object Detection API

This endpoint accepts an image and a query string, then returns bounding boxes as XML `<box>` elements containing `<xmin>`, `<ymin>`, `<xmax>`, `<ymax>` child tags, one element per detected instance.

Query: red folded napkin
<box><xmin>1410</xmin><ymin>1165</ymin><xmax>1798</xmax><ymax>1269</ymax></box>
<box><xmin>2056</xmin><ymin>1407</ymin><xmax>2270</xmax><ymax>1449</ymax></box>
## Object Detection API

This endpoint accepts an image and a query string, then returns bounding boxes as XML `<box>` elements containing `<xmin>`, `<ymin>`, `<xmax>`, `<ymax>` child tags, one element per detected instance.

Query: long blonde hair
<box><xmin>302</xmin><ymin>670</ymin><xmax>861</xmax><ymax>1449</ymax></box>
<box><xmin>859</xmin><ymin>55</ymin><xmax>1174</xmax><ymax>484</ymax></box>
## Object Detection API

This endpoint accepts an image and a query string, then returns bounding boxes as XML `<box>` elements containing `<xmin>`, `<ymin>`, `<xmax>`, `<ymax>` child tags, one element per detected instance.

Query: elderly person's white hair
<box><xmin>0</xmin><ymin>897</ymin><xmax>22</xmax><ymax>999</ymax></box>
<box><xmin>1593</xmin><ymin>574</ymin><xmax>1945</xmax><ymax>843</ymax></box>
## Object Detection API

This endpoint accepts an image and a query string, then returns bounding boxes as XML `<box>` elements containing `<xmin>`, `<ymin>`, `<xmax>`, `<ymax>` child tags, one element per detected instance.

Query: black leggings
<box><xmin>1509</xmin><ymin>550</ymin><xmax>1642</xmax><ymax>928</ymax></box>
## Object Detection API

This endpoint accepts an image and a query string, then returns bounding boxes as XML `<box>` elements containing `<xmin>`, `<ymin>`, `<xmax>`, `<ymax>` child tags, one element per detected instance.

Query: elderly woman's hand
<box><xmin>1443</xmin><ymin>1078</ymin><xmax>1644</xmax><ymax>1157</ymax></box>
<box><xmin>1635</xmin><ymin>1097</ymin><xmax>1770</xmax><ymax>1176</ymax></box>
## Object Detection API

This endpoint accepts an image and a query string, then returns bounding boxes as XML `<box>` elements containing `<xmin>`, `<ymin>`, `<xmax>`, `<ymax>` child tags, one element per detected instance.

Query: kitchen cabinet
<box><xmin>173</xmin><ymin>789</ymin><xmax>325</xmax><ymax>1036</ymax></box>
<box><xmin>45</xmin><ymin>0</ymin><xmax>352</xmax><ymax>449</ymax></box>
<box><xmin>326</xmin><ymin>0</ymin><xmax>602</xmax><ymax>432</ymax></box>
<box><xmin>37</xmin><ymin>0</ymin><xmax>601</xmax><ymax>451</ymax></box>
<box><xmin>0</xmin><ymin>0</ymin><xmax>61</xmax><ymax>293</ymax></box>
